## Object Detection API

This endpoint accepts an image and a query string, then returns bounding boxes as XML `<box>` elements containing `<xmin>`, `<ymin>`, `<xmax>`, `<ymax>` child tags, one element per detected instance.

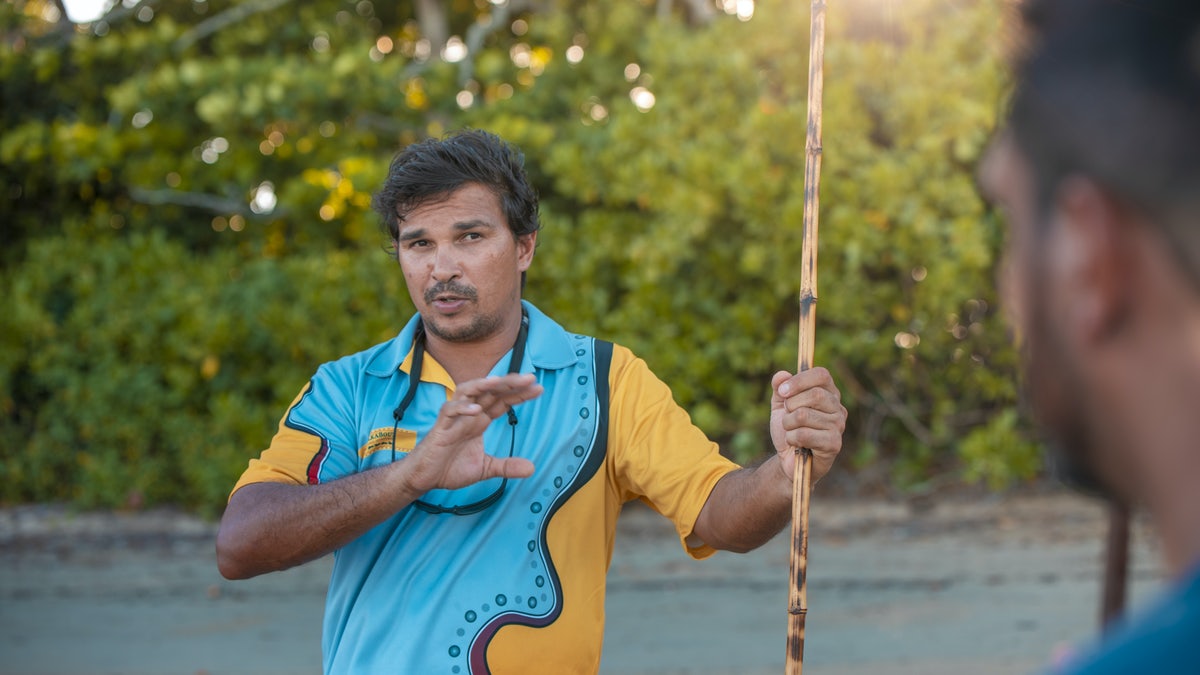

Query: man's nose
<box><xmin>431</xmin><ymin>248</ymin><xmax>462</xmax><ymax>281</ymax></box>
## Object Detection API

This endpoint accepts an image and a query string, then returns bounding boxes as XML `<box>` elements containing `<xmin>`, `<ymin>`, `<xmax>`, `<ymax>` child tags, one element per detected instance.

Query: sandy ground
<box><xmin>0</xmin><ymin>489</ymin><xmax>1167</xmax><ymax>675</ymax></box>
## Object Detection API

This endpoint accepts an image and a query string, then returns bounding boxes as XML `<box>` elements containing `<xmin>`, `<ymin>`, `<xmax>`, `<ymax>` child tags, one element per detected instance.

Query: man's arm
<box><xmin>216</xmin><ymin>373</ymin><xmax>543</xmax><ymax>579</ymax></box>
<box><xmin>690</xmin><ymin>367</ymin><xmax>845</xmax><ymax>553</ymax></box>
<box><xmin>217</xmin><ymin>461</ymin><xmax>429</xmax><ymax>579</ymax></box>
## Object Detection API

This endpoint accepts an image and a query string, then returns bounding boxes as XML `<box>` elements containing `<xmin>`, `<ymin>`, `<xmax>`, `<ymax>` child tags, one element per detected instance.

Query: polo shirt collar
<box><xmin>520</xmin><ymin>300</ymin><xmax>578</xmax><ymax>371</ymax></box>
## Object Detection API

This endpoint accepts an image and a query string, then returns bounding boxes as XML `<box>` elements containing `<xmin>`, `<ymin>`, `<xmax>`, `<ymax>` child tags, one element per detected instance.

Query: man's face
<box><xmin>980</xmin><ymin>135</ymin><xmax>1114</xmax><ymax>498</ymax></box>
<box><xmin>394</xmin><ymin>183</ymin><xmax>535</xmax><ymax>344</ymax></box>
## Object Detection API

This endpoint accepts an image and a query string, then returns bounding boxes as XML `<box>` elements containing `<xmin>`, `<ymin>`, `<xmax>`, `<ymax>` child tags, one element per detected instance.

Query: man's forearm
<box><xmin>690</xmin><ymin>454</ymin><xmax>794</xmax><ymax>553</ymax></box>
<box><xmin>215</xmin><ymin>461</ymin><xmax>424</xmax><ymax>580</ymax></box>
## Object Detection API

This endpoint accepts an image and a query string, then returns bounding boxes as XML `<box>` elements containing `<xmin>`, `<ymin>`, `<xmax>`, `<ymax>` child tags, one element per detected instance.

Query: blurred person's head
<box><xmin>980</xmin><ymin>0</ymin><xmax>1200</xmax><ymax>565</ymax></box>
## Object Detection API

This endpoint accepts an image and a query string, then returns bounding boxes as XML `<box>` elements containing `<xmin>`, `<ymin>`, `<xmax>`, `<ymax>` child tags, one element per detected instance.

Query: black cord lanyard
<box><xmin>391</xmin><ymin>308</ymin><xmax>530</xmax><ymax>515</ymax></box>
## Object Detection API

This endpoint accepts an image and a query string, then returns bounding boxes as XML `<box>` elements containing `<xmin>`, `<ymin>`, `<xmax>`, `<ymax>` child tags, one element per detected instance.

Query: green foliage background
<box><xmin>1</xmin><ymin>0</ymin><xmax>1038</xmax><ymax>514</ymax></box>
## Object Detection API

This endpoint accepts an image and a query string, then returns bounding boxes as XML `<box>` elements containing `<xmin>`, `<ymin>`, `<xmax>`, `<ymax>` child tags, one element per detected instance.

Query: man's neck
<box><xmin>1093</xmin><ymin>252</ymin><xmax>1200</xmax><ymax>581</ymax></box>
<box><xmin>1120</xmin><ymin>334</ymin><xmax>1200</xmax><ymax>581</ymax></box>
<box><xmin>1140</xmin><ymin>418</ymin><xmax>1200</xmax><ymax>580</ymax></box>
<box><xmin>423</xmin><ymin>310</ymin><xmax>524</xmax><ymax>384</ymax></box>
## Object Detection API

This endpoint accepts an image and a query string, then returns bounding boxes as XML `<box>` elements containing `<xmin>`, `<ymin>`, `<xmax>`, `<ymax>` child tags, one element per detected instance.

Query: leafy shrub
<box><xmin>2</xmin><ymin>0</ymin><xmax>1040</xmax><ymax>512</ymax></box>
<box><xmin>1</xmin><ymin>227</ymin><xmax>407</xmax><ymax>513</ymax></box>
<box><xmin>497</xmin><ymin>0</ymin><xmax>1032</xmax><ymax>486</ymax></box>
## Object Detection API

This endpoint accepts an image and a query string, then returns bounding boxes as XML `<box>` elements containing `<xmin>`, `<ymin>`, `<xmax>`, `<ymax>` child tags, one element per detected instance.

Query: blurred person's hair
<box><xmin>1007</xmin><ymin>0</ymin><xmax>1200</xmax><ymax>276</ymax></box>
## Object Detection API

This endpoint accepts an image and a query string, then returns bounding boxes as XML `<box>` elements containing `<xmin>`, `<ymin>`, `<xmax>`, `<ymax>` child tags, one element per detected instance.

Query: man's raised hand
<box><xmin>403</xmin><ymin>373</ymin><xmax>544</xmax><ymax>493</ymax></box>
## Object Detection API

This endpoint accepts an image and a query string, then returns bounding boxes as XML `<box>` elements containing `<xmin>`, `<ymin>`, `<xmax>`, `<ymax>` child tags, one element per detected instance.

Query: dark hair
<box><xmin>372</xmin><ymin>129</ymin><xmax>541</xmax><ymax>243</ymax></box>
<box><xmin>1007</xmin><ymin>0</ymin><xmax>1200</xmax><ymax>265</ymax></box>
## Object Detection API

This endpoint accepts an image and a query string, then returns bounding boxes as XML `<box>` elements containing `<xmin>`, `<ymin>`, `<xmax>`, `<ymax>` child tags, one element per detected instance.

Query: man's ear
<box><xmin>517</xmin><ymin>231</ymin><xmax>537</xmax><ymax>272</ymax></box>
<box><xmin>1052</xmin><ymin>177</ymin><xmax>1135</xmax><ymax>343</ymax></box>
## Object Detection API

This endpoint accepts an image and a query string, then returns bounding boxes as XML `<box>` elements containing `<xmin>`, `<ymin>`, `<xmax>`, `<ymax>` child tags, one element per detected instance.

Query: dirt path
<box><xmin>0</xmin><ymin>490</ymin><xmax>1166</xmax><ymax>675</ymax></box>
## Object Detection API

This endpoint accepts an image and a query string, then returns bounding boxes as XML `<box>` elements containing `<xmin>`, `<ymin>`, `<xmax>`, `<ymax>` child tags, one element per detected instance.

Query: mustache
<box><xmin>424</xmin><ymin>281</ymin><xmax>478</xmax><ymax>304</ymax></box>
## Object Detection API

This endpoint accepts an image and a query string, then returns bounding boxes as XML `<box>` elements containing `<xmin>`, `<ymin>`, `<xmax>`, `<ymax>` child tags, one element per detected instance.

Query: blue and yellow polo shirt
<box><xmin>231</xmin><ymin>301</ymin><xmax>738</xmax><ymax>674</ymax></box>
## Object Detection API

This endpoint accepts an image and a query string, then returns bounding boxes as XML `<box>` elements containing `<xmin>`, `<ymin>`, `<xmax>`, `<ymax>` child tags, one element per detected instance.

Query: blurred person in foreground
<box><xmin>215</xmin><ymin>129</ymin><xmax>847</xmax><ymax>674</ymax></box>
<box><xmin>980</xmin><ymin>0</ymin><xmax>1200</xmax><ymax>672</ymax></box>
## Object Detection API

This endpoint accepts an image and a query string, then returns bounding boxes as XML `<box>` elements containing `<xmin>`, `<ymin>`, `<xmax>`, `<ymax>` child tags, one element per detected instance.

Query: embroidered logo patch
<box><xmin>359</xmin><ymin>427</ymin><xmax>416</xmax><ymax>458</ymax></box>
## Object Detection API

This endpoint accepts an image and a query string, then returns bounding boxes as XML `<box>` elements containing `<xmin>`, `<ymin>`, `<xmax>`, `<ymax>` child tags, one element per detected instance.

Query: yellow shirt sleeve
<box><xmin>229</xmin><ymin>382</ymin><xmax>325</xmax><ymax>498</ymax></box>
<box><xmin>607</xmin><ymin>344</ymin><xmax>740</xmax><ymax>559</ymax></box>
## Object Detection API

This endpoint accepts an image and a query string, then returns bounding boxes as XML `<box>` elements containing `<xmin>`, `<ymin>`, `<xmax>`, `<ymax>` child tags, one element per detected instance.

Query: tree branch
<box><xmin>458</xmin><ymin>0</ymin><xmax>533</xmax><ymax>86</ymax></box>
<box><xmin>833</xmin><ymin>357</ymin><xmax>935</xmax><ymax>449</ymax></box>
<box><xmin>127</xmin><ymin>186</ymin><xmax>284</xmax><ymax>218</ymax></box>
<box><xmin>174</xmin><ymin>0</ymin><xmax>296</xmax><ymax>53</ymax></box>
<box><xmin>50</xmin><ymin>0</ymin><xmax>72</xmax><ymax>28</ymax></box>
<box><xmin>656</xmin><ymin>0</ymin><xmax>672</xmax><ymax>21</ymax></box>
<box><xmin>876</xmin><ymin>380</ymin><xmax>935</xmax><ymax>448</ymax></box>
<box><xmin>656</xmin><ymin>0</ymin><xmax>716</xmax><ymax>25</ymax></box>
<box><xmin>33</xmin><ymin>0</ymin><xmax>154</xmax><ymax>47</ymax></box>
<box><xmin>98</xmin><ymin>0</ymin><xmax>151</xmax><ymax>24</ymax></box>
<box><xmin>680</xmin><ymin>0</ymin><xmax>716</xmax><ymax>24</ymax></box>
<box><xmin>415</xmin><ymin>0</ymin><xmax>449</xmax><ymax>56</ymax></box>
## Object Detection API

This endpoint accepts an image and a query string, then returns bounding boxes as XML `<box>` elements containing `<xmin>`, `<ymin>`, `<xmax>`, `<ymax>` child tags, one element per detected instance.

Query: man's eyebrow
<box><xmin>396</xmin><ymin>227</ymin><xmax>426</xmax><ymax>243</ymax></box>
<box><xmin>452</xmin><ymin>219</ymin><xmax>497</xmax><ymax>232</ymax></box>
<box><xmin>397</xmin><ymin>220</ymin><xmax>498</xmax><ymax>242</ymax></box>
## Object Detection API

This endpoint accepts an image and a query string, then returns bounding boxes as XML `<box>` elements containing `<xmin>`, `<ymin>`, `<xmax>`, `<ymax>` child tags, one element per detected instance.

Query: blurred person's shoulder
<box><xmin>1053</xmin><ymin>563</ymin><xmax>1200</xmax><ymax>675</ymax></box>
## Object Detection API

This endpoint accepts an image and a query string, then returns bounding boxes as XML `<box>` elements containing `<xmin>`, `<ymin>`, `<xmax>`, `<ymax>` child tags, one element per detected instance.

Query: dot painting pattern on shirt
<box><xmin>453</xmin><ymin>335</ymin><xmax>611</xmax><ymax>674</ymax></box>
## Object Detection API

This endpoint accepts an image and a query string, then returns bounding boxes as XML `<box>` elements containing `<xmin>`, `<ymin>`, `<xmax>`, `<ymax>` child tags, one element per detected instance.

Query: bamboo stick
<box><xmin>1100</xmin><ymin>502</ymin><xmax>1130</xmax><ymax>630</ymax></box>
<box><xmin>786</xmin><ymin>1</ymin><xmax>827</xmax><ymax>674</ymax></box>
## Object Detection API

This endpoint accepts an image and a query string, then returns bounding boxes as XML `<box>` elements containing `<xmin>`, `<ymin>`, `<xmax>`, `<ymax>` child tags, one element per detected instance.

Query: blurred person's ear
<box><xmin>1050</xmin><ymin>177</ymin><xmax>1137</xmax><ymax>346</ymax></box>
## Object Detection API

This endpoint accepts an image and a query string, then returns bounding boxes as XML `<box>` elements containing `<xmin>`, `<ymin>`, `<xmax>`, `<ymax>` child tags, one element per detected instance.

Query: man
<box><xmin>979</xmin><ymin>1</ymin><xmax>1200</xmax><ymax>672</ymax></box>
<box><xmin>216</xmin><ymin>129</ymin><xmax>847</xmax><ymax>674</ymax></box>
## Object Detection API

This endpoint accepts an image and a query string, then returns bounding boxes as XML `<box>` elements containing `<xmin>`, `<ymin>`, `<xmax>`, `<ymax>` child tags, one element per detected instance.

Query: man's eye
<box><xmin>462</xmin><ymin>232</ymin><xmax>482</xmax><ymax>241</ymax></box>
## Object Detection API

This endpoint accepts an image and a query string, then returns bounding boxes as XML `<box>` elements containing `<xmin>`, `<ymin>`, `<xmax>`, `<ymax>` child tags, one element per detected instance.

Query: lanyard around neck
<box><xmin>393</xmin><ymin>307</ymin><xmax>530</xmax><ymax>425</ymax></box>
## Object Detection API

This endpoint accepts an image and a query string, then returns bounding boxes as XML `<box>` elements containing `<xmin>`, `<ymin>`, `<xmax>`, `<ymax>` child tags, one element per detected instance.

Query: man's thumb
<box><xmin>491</xmin><ymin>457</ymin><xmax>535</xmax><ymax>480</ymax></box>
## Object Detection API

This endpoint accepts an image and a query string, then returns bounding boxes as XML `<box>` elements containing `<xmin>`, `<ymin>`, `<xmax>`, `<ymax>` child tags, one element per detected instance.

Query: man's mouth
<box><xmin>425</xmin><ymin>283</ymin><xmax>477</xmax><ymax>312</ymax></box>
<box><xmin>431</xmin><ymin>295</ymin><xmax>468</xmax><ymax>309</ymax></box>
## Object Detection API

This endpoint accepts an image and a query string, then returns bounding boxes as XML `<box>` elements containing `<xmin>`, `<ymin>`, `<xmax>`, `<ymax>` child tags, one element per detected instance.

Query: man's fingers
<box><xmin>454</xmin><ymin>374</ymin><xmax>544</xmax><ymax>418</ymax></box>
<box><xmin>486</xmin><ymin>456</ymin><xmax>535</xmax><ymax>480</ymax></box>
<box><xmin>776</xmin><ymin>366</ymin><xmax>835</xmax><ymax>393</ymax></box>
<box><xmin>776</xmin><ymin>368</ymin><xmax>842</xmax><ymax>414</ymax></box>
<box><xmin>456</xmin><ymin>373</ymin><xmax>539</xmax><ymax>398</ymax></box>
<box><xmin>431</xmin><ymin>373</ymin><xmax>544</xmax><ymax>445</ymax></box>
<box><xmin>441</xmin><ymin>399</ymin><xmax>484</xmax><ymax>419</ymax></box>
<box><xmin>785</xmin><ymin>390</ymin><xmax>843</xmax><ymax>417</ymax></box>
<box><xmin>784</xmin><ymin>426</ymin><xmax>843</xmax><ymax>454</ymax></box>
<box><xmin>779</xmin><ymin>384</ymin><xmax>847</xmax><ymax>454</ymax></box>
<box><xmin>770</xmin><ymin>371</ymin><xmax>792</xmax><ymax>402</ymax></box>
<box><xmin>786</xmin><ymin>399</ymin><xmax>847</xmax><ymax>426</ymax></box>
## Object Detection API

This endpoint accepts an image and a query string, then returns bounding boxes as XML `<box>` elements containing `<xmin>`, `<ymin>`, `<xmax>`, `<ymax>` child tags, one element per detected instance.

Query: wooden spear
<box><xmin>786</xmin><ymin>1</ymin><xmax>826</xmax><ymax>674</ymax></box>
<box><xmin>1100</xmin><ymin>502</ymin><xmax>1130</xmax><ymax>629</ymax></box>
